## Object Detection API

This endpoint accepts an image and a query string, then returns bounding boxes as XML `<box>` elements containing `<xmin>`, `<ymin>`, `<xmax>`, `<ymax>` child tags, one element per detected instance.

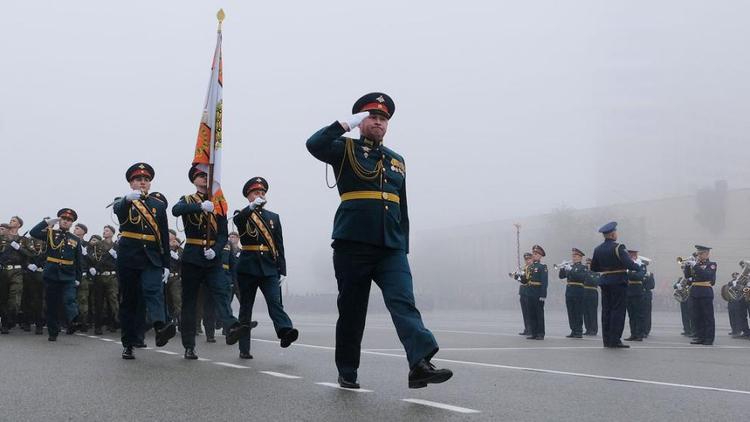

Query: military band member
<box><xmin>20</xmin><ymin>233</ymin><xmax>46</xmax><ymax>334</ymax></box>
<box><xmin>172</xmin><ymin>166</ymin><xmax>247</xmax><ymax>360</ymax></box>
<box><xmin>684</xmin><ymin>245</ymin><xmax>716</xmax><ymax>345</ymax></box>
<box><xmin>0</xmin><ymin>216</ymin><xmax>26</xmax><ymax>333</ymax></box>
<box><xmin>590</xmin><ymin>222</ymin><xmax>641</xmax><ymax>348</ymax></box>
<box><xmin>306</xmin><ymin>93</ymin><xmax>452</xmax><ymax>389</ymax></box>
<box><xmin>559</xmin><ymin>248</ymin><xmax>586</xmax><ymax>338</ymax></box>
<box><xmin>29</xmin><ymin>209</ymin><xmax>86</xmax><ymax>341</ymax></box>
<box><xmin>514</xmin><ymin>252</ymin><xmax>533</xmax><ymax>336</ymax></box>
<box><xmin>642</xmin><ymin>266</ymin><xmax>655</xmax><ymax>338</ymax></box>
<box><xmin>583</xmin><ymin>258</ymin><xmax>599</xmax><ymax>336</ymax></box>
<box><xmin>113</xmin><ymin>162</ymin><xmax>176</xmax><ymax>359</ymax></box>
<box><xmin>525</xmin><ymin>245</ymin><xmax>548</xmax><ymax>340</ymax></box>
<box><xmin>624</xmin><ymin>249</ymin><xmax>646</xmax><ymax>342</ymax></box>
<box><xmin>88</xmin><ymin>229</ymin><xmax>119</xmax><ymax>335</ymax></box>
<box><xmin>166</xmin><ymin>230</ymin><xmax>183</xmax><ymax>327</ymax></box>
<box><xmin>73</xmin><ymin>223</ymin><xmax>90</xmax><ymax>332</ymax></box>
<box><xmin>234</xmin><ymin>177</ymin><xmax>297</xmax><ymax>359</ymax></box>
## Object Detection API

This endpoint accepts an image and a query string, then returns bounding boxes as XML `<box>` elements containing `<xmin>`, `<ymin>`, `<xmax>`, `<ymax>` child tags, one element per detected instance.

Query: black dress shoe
<box><xmin>612</xmin><ymin>343</ymin><xmax>630</xmax><ymax>348</ymax></box>
<box><xmin>225</xmin><ymin>323</ymin><xmax>250</xmax><ymax>346</ymax></box>
<box><xmin>338</xmin><ymin>376</ymin><xmax>360</xmax><ymax>389</ymax></box>
<box><xmin>531</xmin><ymin>335</ymin><xmax>544</xmax><ymax>340</ymax></box>
<box><xmin>184</xmin><ymin>348</ymin><xmax>198</xmax><ymax>360</ymax></box>
<box><xmin>526</xmin><ymin>335</ymin><xmax>537</xmax><ymax>340</ymax></box>
<box><xmin>133</xmin><ymin>342</ymin><xmax>147</xmax><ymax>348</ymax></box>
<box><xmin>206</xmin><ymin>336</ymin><xmax>216</xmax><ymax>343</ymax></box>
<box><xmin>519</xmin><ymin>331</ymin><xmax>530</xmax><ymax>336</ymax></box>
<box><xmin>280</xmin><ymin>328</ymin><xmax>299</xmax><ymax>348</ymax></box>
<box><xmin>565</xmin><ymin>333</ymin><xmax>576</xmax><ymax>338</ymax></box>
<box><xmin>408</xmin><ymin>359</ymin><xmax>453</xmax><ymax>389</ymax></box>
<box><xmin>572</xmin><ymin>334</ymin><xmax>583</xmax><ymax>339</ymax></box>
<box><xmin>690</xmin><ymin>339</ymin><xmax>704</xmax><ymax>345</ymax></box>
<box><xmin>48</xmin><ymin>335</ymin><xmax>57</xmax><ymax>342</ymax></box>
<box><xmin>122</xmin><ymin>346</ymin><xmax>135</xmax><ymax>360</ymax></box>
<box><xmin>250</xmin><ymin>321</ymin><xmax>259</xmax><ymax>329</ymax></box>
<box><xmin>155</xmin><ymin>321</ymin><xmax>176</xmax><ymax>347</ymax></box>
<box><xmin>65</xmin><ymin>321</ymin><xmax>85</xmax><ymax>335</ymax></box>
<box><xmin>239</xmin><ymin>352</ymin><xmax>253</xmax><ymax>359</ymax></box>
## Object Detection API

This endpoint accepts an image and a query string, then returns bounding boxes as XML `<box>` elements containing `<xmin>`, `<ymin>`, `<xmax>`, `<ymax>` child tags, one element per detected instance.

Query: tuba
<box><xmin>673</xmin><ymin>277</ymin><xmax>691</xmax><ymax>303</ymax></box>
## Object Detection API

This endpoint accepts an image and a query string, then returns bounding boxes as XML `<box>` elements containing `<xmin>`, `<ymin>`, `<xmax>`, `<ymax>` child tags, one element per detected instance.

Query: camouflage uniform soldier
<box><xmin>21</xmin><ymin>234</ymin><xmax>47</xmax><ymax>334</ymax></box>
<box><xmin>88</xmin><ymin>226</ymin><xmax>120</xmax><ymax>335</ymax></box>
<box><xmin>73</xmin><ymin>223</ymin><xmax>90</xmax><ymax>332</ymax></box>
<box><xmin>0</xmin><ymin>216</ymin><xmax>26</xmax><ymax>333</ymax></box>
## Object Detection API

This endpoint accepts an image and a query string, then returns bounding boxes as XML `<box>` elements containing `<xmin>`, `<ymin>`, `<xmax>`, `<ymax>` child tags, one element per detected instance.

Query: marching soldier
<box><xmin>513</xmin><ymin>252</ymin><xmax>533</xmax><ymax>336</ymax></box>
<box><xmin>234</xmin><ymin>177</ymin><xmax>297</xmax><ymax>359</ymax></box>
<box><xmin>172</xmin><ymin>166</ymin><xmax>247</xmax><ymax>360</ymax></box>
<box><xmin>113</xmin><ymin>162</ymin><xmax>176</xmax><ymax>359</ymax></box>
<box><xmin>642</xmin><ymin>265</ymin><xmax>655</xmax><ymax>338</ymax></box>
<box><xmin>624</xmin><ymin>249</ymin><xmax>646</xmax><ymax>342</ymax></box>
<box><xmin>306</xmin><ymin>93</ymin><xmax>452</xmax><ymax>389</ymax></box>
<box><xmin>73</xmin><ymin>223</ymin><xmax>90</xmax><ymax>332</ymax></box>
<box><xmin>20</xmin><ymin>232</ymin><xmax>47</xmax><ymax>334</ymax></box>
<box><xmin>0</xmin><ymin>215</ymin><xmax>26</xmax><ymax>333</ymax></box>
<box><xmin>558</xmin><ymin>248</ymin><xmax>586</xmax><ymax>338</ymax></box>
<box><xmin>583</xmin><ymin>258</ymin><xmax>600</xmax><ymax>336</ymax></box>
<box><xmin>525</xmin><ymin>245</ymin><xmax>548</xmax><ymax>340</ymax></box>
<box><xmin>29</xmin><ymin>209</ymin><xmax>86</xmax><ymax>341</ymax></box>
<box><xmin>590</xmin><ymin>222</ymin><xmax>641</xmax><ymax>348</ymax></box>
<box><xmin>684</xmin><ymin>245</ymin><xmax>717</xmax><ymax>345</ymax></box>
<box><xmin>166</xmin><ymin>230</ymin><xmax>183</xmax><ymax>327</ymax></box>
<box><xmin>88</xmin><ymin>228</ymin><xmax>119</xmax><ymax>335</ymax></box>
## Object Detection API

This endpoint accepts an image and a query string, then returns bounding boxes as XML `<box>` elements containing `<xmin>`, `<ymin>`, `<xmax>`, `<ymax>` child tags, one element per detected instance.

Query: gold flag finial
<box><xmin>217</xmin><ymin>8</ymin><xmax>225</xmax><ymax>23</ymax></box>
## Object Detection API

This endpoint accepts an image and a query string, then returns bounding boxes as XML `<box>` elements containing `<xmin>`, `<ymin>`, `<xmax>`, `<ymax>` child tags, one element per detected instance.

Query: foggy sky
<box><xmin>1</xmin><ymin>1</ymin><xmax>749</xmax><ymax>292</ymax></box>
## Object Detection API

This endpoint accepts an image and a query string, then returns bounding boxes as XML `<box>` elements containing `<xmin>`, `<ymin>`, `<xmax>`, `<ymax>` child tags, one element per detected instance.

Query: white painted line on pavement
<box><xmin>154</xmin><ymin>350</ymin><xmax>179</xmax><ymax>355</ymax></box>
<box><xmin>99</xmin><ymin>338</ymin><xmax>114</xmax><ymax>342</ymax></box>
<box><xmin>316</xmin><ymin>382</ymin><xmax>372</xmax><ymax>393</ymax></box>
<box><xmin>402</xmin><ymin>398</ymin><xmax>480</xmax><ymax>414</ymax></box>
<box><xmin>87</xmin><ymin>335</ymin><xmax>100</xmax><ymax>339</ymax></box>
<box><xmin>197</xmin><ymin>358</ymin><xmax>212</xmax><ymax>362</ymax></box>
<box><xmin>260</xmin><ymin>371</ymin><xmax>302</xmax><ymax>379</ymax></box>
<box><xmin>366</xmin><ymin>345</ymin><xmax>750</xmax><ymax>352</ymax></box>
<box><xmin>214</xmin><ymin>362</ymin><xmax>249</xmax><ymax>369</ymax></box>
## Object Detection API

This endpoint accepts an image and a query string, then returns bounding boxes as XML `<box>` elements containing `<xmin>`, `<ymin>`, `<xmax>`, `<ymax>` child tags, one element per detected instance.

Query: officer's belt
<box><xmin>628</xmin><ymin>281</ymin><xmax>643</xmax><ymax>285</ymax></box>
<box><xmin>47</xmin><ymin>257</ymin><xmax>73</xmax><ymax>266</ymax></box>
<box><xmin>242</xmin><ymin>245</ymin><xmax>270</xmax><ymax>252</ymax></box>
<box><xmin>527</xmin><ymin>281</ymin><xmax>542</xmax><ymax>286</ymax></box>
<box><xmin>692</xmin><ymin>281</ymin><xmax>713</xmax><ymax>287</ymax></box>
<box><xmin>584</xmin><ymin>286</ymin><xmax>598</xmax><ymax>290</ymax></box>
<box><xmin>185</xmin><ymin>238</ymin><xmax>216</xmax><ymax>247</ymax></box>
<box><xmin>566</xmin><ymin>282</ymin><xmax>584</xmax><ymax>287</ymax></box>
<box><xmin>3</xmin><ymin>265</ymin><xmax>22</xmax><ymax>270</ymax></box>
<box><xmin>340</xmin><ymin>191</ymin><xmax>400</xmax><ymax>204</ymax></box>
<box><xmin>222</xmin><ymin>264</ymin><xmax>230</xmax><ymax>270</ymax></box>
<box><xmin>120</xmin><ymin>231</ymin><xmax>156</xmax><ymax>242</ymax></box>
<box><xmin>600</xmin><ymin>270</ymin><xmax>626</xmax><ymax>275</ymax></box>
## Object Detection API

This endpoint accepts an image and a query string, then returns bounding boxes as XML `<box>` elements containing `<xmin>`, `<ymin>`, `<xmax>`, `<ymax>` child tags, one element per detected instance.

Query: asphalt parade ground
<box><xmin>1</xmin><ymin>308</ymin><xmax>748</xmax><ymax>421</ymax></box>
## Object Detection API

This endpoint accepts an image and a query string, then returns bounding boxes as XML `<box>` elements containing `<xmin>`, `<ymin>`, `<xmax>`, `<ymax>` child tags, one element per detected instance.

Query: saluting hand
<box><xmin>249</xmin><ymin>197</ymin><xmax>266</xmax><ymax>211</ymax></box>
<box><xmin>341</xmin><ymin>111</ymin><xmax>370</xmax><ymax>132</ymax></box>
<box><xmin>45</xmin><ymin>218</ymin><xmax>60</xmax><ymax>227</ymax></box>
<box><xmin>125</xmin><ymin>190</ymin><xmax>143</xmax><ymax>202</ymax></box>
<box><xmin>201</xmin><ymin>200</ymin><xmax>215</xmax><ymax>213</ymax></box>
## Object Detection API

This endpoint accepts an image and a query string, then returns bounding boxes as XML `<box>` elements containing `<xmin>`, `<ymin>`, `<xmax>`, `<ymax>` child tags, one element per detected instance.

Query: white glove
<box><xmin>109</xmin><ymin>249</ymin><xmax>118</xmax><ymax>259</ymax></box>
<box><xmin>343</xmin><ymin>111</ymin><xmax>369</xmax><ymax>131</ymax></box>
<box><xmin>162</xmin><ymin>268</ymin><xmax>170</xmax><ymax>284</ymax></box>
<box><xmin>204</xmin><ymin>248</ymin><xmax>216</xmax><ymax>260</ymax></box>
<box><xmin>249</xmin><ymin>197</ymin><xmax>266</xmax><ymax>211</ymax></box>
<box><xmin>45</xmin><ymin>218</ymin><xmax>60</xmax><ymax>227</ymax></box>
<box><xmin>170</xmin><ymin>250</ymin><xmax>179</xmax><ymax>260</ymax></box>
<box><xmin>539</xmin><ymin>297</ymin><xmax>546</xmax><ymax>302</ymax></box>
<box><xmin>125</xmin><ymin>190</ymin><xmax>142</xmax><ymax>201</ymax></box>
<box><xmin>27</xmin><ymin>264</ymin><xmax>38</xmax><ymax>272</ymax></box>
<box><xmin>10</xmin><ymin>241</ymin><xmax>20</xmax><ymax>250</ymax></box>
<box><xmin>81</xmin><ymin>247</ymin><xmax>88</xmax><ymax>256</ymax></box>
<box><xmin>279</xmin><ymin>275</ymin><xmax>286</xmax><ymax>283</ymax></box>
<box><xmin>201</xmin><ymin>200</ymin><xmax>215</xmax><ymax>213</ymax></box>
<box><xmin>235</xmin><ymin>252</ymin><xmax>240</xmax><ymax>258</ymax></box>
<box><xmin>75</xmin><ymin>280</ymin><xmax>81</xmax><ymax>287</ymax></box>
<box><xmin>89</xmin><ymin>268</ymin><xmax>97</xmax><ymax>276</ymax></box>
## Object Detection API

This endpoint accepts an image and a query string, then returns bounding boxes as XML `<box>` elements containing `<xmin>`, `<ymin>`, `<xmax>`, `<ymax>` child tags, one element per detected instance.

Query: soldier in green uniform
<box><xmin>306</xmin><ymin>92</ymin><xmax>452</xmax><ymax>389</ymax></box>
<box><xmin>167</xmin><ymin>229</ymin><xmax>183</xmax><ymax>327</ymax></box>
<box><xmin>558</xmin><ymin>248</ymin><xmax>587</xmax><ymax>338</ymax></box>
<box><xmin>583</xmin><ymin>258</ymin><xmax>599</xmax><ymax>336</ymax></box>
<box><xmin>73</xmin><ymin>223</ymin><xmax>90</xmax><ymax>332</ymax></box>
<box><xmin>87</xmin><ymin>229</ymin><xmax>119</xmax><ymax>335</ymax></box>
<box><xmin>525</xmin><ymin>245</ymin><xmax>548</xmax><ymax>340</ymax></box>
<box><xmin>0</xmin><ymin>215</ymin><xmax>26</xmax><ymax>333</ymax></box>
<box><xmin>29</xmin><ymin>209</ymin><xmax>86</xmax><ymax>341</ymax></box>
<box><xmin>624</xmin><ymin>249</ymin><xmax>646</xmax><ymax>342</ymax></box>
<box><xmin>21</xmin><ymin>233</ymin><xmax>47</xmax><ymax>334</ymax></box>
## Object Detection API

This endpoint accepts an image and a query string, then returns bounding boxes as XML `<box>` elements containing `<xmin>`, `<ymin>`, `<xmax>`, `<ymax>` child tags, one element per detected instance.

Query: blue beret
<box><xmin>598</xmin><ymin>221</ymin><xmax>617</xmax><ymax>234</ymax></box>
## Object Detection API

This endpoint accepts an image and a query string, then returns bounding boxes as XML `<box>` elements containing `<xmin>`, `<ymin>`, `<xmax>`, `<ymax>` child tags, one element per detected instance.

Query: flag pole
<box><xmin>206</xmin><ymin>9</ymin><xmax>224</xmax><ymax>246</ymax></box>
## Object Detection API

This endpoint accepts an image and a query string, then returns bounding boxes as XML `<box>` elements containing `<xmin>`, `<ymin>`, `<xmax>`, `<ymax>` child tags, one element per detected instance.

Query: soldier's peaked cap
<box><xmin>599</xmin><ymin>221</ymin><xmax>617</xmax><ymax>234</ymax></box>
<box><xmin>57</xmin><ymin>208</ymin><xmax>78</xmax><ymax>222</ymax></box>
<box><xmin>352</xmin><ymin>92</ymin><xmax>395</xmax><ymax>119</ymax></box>
<box><xmin>243</xmin><ymin>177</ymin><xmax>268</xmax><ymax>197</ymax></box>
<box><xmin>126</xmin><ymin>162</ymin><xmax>155</xmax><ymax>182</ymax></box>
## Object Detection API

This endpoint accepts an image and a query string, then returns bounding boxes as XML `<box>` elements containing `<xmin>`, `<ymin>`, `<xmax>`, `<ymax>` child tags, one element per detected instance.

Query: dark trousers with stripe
<box><xmin>118</xmin><ymin>264</ymin><xmax>167</xmax><ymax>347</ymax></box>
<box><xmin>643</xmin><ymin>290</ymin><xmax>653</xmax><ymax>336</ymax></box>
<box><xmin>44</xmin><ymin>280</ymin><xmax>78</xmax><ymax>337</ymax></box>
<box><xmin>680</xmin><ymin>299</ymin><xmax>694</xmax><ymax>335</ymax></box>
<box><xmin>626</xmin><ymin>294</ymin><xmax>644</xmax><ymax>338</ymax></box>
<box><xmin>526</xmin><ymin>296</ymin><xmax>545</xmax><ymax>337</ymax></box>
<box><xmin>180</xmin><ymin>262</ymin><xmax>237</xmax><ymax>349</ymax></box>
<box><xmin>565</xmin><ymin>295</ymin><xmax>583</xmax><ymax>335</ymax></box>
<box><xmin>600</xmin><ymin>283</ymin><xmax>627</xmax><ymax>346</ymax></box>
<box><xmin>519</xmin><ymin>295</ymin><xmax>530</xmax><ymax>334</ymax></box>
<box><xmin>583</xmin><ymin>289</ymin><xmax>598</xmax><ymax>334</ymax></box>
<box><xmin>692</xmin><ymin>297</ymin><xmax>715</xmax><ymax>343</ymax></box>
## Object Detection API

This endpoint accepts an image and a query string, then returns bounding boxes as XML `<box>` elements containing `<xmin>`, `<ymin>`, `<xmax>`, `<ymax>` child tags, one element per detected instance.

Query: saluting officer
<box><xmin>306</xmin><ymin>92</ymin><xmax>452</xmax><ymax>389</ymax></box>
<box><xmin>685</xmin><ymin>245</ymin><xmax>717</xmax><ymax>345</ymax></box>
<box><xmin>525</xmin><ymin>245</ymin><xmax>548</xmax><ymax>340</ymax></box>
<box><xmin>590</xmin><ymin>222</ymin><xmax>641</xmax><ymax>348</ymax></box>
<box><xmin>624</xmin><ymin>249</ymin><xmax>646</xmax><ymax>342</ymax></box>
<box><xmin>172</xmin><ymin>166</ymin><xmax>247</xmax><ymax>360</ymax></box>
<box><xmin>29</xmin><ymin>209</ymin><xmax>86</xmax><ymax>341</ymax></box>
<box><xmin>113</xmin><ymin>163</ymin><xmax>176</xmax><ymax>359</ymax></box>
<box><xmin>583</xmin><ymin>258</ymin><xmax>600</xmax><ymax>336</ymax></box>
<box><xmin>559</xmin><ymin>248</ymin><xmax>587</xmax><ymax>338</ymax></box>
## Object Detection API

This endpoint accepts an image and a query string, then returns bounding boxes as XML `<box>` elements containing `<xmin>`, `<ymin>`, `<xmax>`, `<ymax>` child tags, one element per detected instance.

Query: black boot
<box><xmin>225</xmin><ymin>322</ymin><xmax>250</xmax><ymax>346</ymax></box>
<box><xmin>122</xmin><ymin>346</ymin><xmax>135</xmax><ymax>359</ymax></box>
<box><xmin>206</xmin><ymin>335</ymin><xmax>216</xmax><ymax>343</ymax></box>
<box><xmin>239</xmin><ymin>351</ymin><xmax>253</xmax><ymax>359</ymax></box>
<box><xmin>154</xmin><ymin>321</ymin><xmax>176</xmax><ymax>347</ymax></box>
<box><xmin>338</xmin><ymin>376</ymin><xmax>360</xmax><ymax>389</ymax></box>
<box><xmin>184</xmin><ymin>348</ymin><xmax>198</xmax><ymax>360</ymax></box>
<box><xmin>408</xmin><ymin>359</ymin><xmax>453</xmax><ymax>389</ymax></box>
<box><xmin>280</xmin><ymin>328</ymin><xmax>299</xmax><ymax>348</ymax></box>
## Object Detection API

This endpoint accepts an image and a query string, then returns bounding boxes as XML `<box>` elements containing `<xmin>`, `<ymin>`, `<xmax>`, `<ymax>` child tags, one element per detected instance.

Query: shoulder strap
<box><xmin>132</xmin><ymin>200</ymin><xmax>163</xmax><ymax>253</ymax></box>
<box><xmin>249</xmin><ymin>211</ymin><xmax>278</xmax><ymax>260</ymax></box>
